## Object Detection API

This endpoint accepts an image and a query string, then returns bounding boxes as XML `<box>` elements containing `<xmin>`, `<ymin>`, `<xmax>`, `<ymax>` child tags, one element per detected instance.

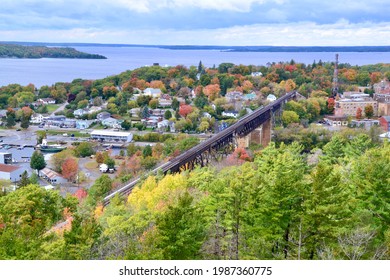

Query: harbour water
<box><xmin>1</xmin><ymin>46</ymin><xmax>389</xmax><ymax>88</ymax></box>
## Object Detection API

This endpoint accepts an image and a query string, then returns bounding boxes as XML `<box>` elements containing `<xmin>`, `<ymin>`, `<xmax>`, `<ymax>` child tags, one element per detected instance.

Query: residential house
<box><xmin>38</xmin><ymin>98</ymin><xmax>56</xmax><ymax>104</ymax></box>
<box><xmin>97</xmin><ymin>112</ymin><xmax>111</xmax><ymax>121</ymax></box>
<box><xmin>76</xmin><ymin>120</ymin><xmax>93</xmax><ymax>130</ymax></box>
<box><xmin>129</xmin><ymin>108</ymin><xmax>141</xmax><ymax>117</ymax></box>
<box><xmin>222</xmin><ymin>110</ymin><xmax>239</xmax><ymax>118</ymax></box>
<box><xmin>159</xmin><ymin>94</ymin><xmax>172</xmax><ymax>107</ymax></box>
<box><xmin>203</xmin><ymin>112</ymin><xmax>212</xmax><ymax>119</ymax></box>
<box><xmin>62</xmin><ymin>119</ymin><xmax>76</xmax><ymax>128</ymax></box>
<box><xmin>144</xmin><ymin>88</ymin><xmax>162</xmax><ymax>98</ymax></box>
<box><xmin>43</xmin><ymin>115</ymin><xmax>66</xmax><ymax>126</ymax></box>
<box><xmin>225</xmin><ymin>91</ymin><xmax>243</xmax><ymax>102</ymax></box>
<box><xmin>102</xmin><ymin>117</ymin><xmax>122</xmax><ymax>128</ymax></box>
<box><xmin>0</xmin><ymin>110</ymin><xmax>7</xmax><ymax>118</ymax></box>
<box><xmin>0</xmin><ymin>164</ymin><xmax>24</xmax><ymax>182</ymax></box>
<box><xmin>267</xmin><ymin>94</ymin><xmax>277</xmax><ymax>102</ymax></box>
<box><xmin>151</xmin><ymin>109</ymin><xmax>165</xmax><ymax>117</ymax></box>
<box><xmin>251</xmin><ymin>72</ymin><xmax>262</xmax><ymax>77</ymax></box>
<box><xmin>243</xmin><ymin>92</ymin><xmax>257</xmax><ymax>101</ymax></box>
<box><xmin>379</xmin><ymin>116</ymin><xmax>390</xmax><ymax>132</ymax></box>
<box><xmin>40</xmin><ymin>167</ymin><xmax>67</xmax><ymax>185</ymax></box>
<box><xmin>88</xmin><ymin>106</ymin><xmax>102</xmax><ymax>114</ymax></box>
<box><xmin>73</xmin><ymin>108</ymin><xmax>89</xmax><ymax>118</ymax></box>
<box><xmin>157</xmin><ymin>120</ymin><xmax>175</xmax><ymax>132</ymax></box>
<box><xmin>30</xmin><ymin>113</ymin><xmax>44</xmax><ymax>124</ymax></box>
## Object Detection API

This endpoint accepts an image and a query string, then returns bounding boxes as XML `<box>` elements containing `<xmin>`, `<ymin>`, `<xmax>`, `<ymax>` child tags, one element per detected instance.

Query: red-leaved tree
<box><xmin>179</xmin><ymin>104</ymin><xmax>193</xmax><ymax>118</ymax></box>
<box><xmin>62</xmin><ymin>157</ymin><xmax>79</xmax><ymax>182</ymax></box>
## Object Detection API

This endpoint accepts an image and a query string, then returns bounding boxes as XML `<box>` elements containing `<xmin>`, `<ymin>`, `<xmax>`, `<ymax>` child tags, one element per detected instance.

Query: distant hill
<box><xmin>0</xmin><ymin>43</ymin><xmax>107</xmax><ymax>59</ymax></box>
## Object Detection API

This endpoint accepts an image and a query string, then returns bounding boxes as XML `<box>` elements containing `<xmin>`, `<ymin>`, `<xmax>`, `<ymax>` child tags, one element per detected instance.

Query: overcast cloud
<box><xmin>0</xmin><ymin>0</ymin><xmax>388</xmax><ymax>45</ymax></box>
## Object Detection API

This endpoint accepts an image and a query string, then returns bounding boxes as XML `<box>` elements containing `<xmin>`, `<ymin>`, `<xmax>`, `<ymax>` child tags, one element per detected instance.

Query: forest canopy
<box><xmin>0</xmin><ymin>43</ymin><xmax>106</xmax><ymax>59</ymax></box>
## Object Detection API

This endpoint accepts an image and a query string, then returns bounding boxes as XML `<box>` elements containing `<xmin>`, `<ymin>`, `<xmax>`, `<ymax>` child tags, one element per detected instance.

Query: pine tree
<box><xmin>17</xmin><ymin>171</ymin><xmax>30</xmax><ymax>188</ymax></box>
<box><xmin>30</xmin><ymin>151</ymin><xmax>46</xmax><ymax>174</ymax></box>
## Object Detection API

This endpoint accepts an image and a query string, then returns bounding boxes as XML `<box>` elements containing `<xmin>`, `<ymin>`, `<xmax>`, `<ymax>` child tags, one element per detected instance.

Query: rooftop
<box><xmin>41</xmin><ymin>167</ymin><xmax>62</xmax><ymax>180</ymax></box>
<box><xmin>0</xmin><ymin>163</ymin><xmax>21</xmax><ymax>173</ymax></box>
<box><xmin>90</xmin><ymin>130</ymin><xmax>132</xmax><ymax>137</ymax></box>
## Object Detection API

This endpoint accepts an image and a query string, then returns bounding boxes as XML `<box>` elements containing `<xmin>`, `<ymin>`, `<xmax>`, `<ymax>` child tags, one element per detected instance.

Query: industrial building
<box><xmin>0</xmin><ymin>163</ymin><xmax>23</xmax><ymax>182</ymax></box>
<box><xmin>90</xmin><ymin>130</ymin><xmax>133</xmax><ymax>142</ymax></box>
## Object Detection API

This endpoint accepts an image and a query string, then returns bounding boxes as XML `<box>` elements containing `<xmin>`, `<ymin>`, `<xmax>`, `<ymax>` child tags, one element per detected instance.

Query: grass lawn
<box><xmin>46</xmin><ymin>104</ymin><xmax>61</xmax><ymax>113</ymax></box>
<box><xmin>84</xmin><ymin>161</ymin><xmax>98</xmax><ymax>170</ymax></box>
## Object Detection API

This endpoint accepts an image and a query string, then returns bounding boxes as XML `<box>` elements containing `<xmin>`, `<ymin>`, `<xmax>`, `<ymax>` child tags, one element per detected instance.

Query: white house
<box><xmin>76</xmin><ymin>120</ymin><xmax>93</xmax><ymax>129</ymax></box>
<box><xmin>73</xmin><ymin>109</ymin><xmax>89</xmax><ymax>118</ymax></box>
<box><xmin>222</xmin><ymin>110</ymin><xmax>239</xmax><ymax>118</ymax></box>
<box><xmin>144</xmin><ymin>88</ymin><xmax>162</xmax><ymax>98</ymax></box>
<box><xmin>0</xmin><ymin>164</ymin><xmax>24</xmax><ymax>182</ymax></box>
<box><xmin>38</xmin><ymin>98</ymin><xmax>56</xmax><ymax>104</ymax></box>
<box><xmin>30</xmin><ymin>114</ymin><xmax>44</xmax><ymax>124</ymax></box>
<box><xmin>102</xmin><ymin>117</ymin><xmax>122</xmax><ymax>128</ymax></box>
<box><xmin>251</xmin><ymin>72</ymin><xmax>263</xmax><ymax>77</ymax></box>
<box><xmin>267</xmin><ymin>94</ymin><xmax>277</xmax><ymax>102</ymax></box>
<box><xmin>129</xmin><ymin>108</ymin><xmax>141</xmax><ymax>117</ymax></box>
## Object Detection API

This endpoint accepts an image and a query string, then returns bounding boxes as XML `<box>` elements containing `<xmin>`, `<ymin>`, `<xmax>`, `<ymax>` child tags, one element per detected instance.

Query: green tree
<box><xmin>156</xmin><ymin>191</ymin><xmax>205</xmax><ymax>259</ymax></box>
<box><xmin>17</xmin><ymin>171</ymin><xmax>30</xmax><ymax>188</ymax></box>
<box><xmin>104</xmin><ymin>157</ymin><xmax>115</xmax><ymax>169</ymax></box>
<box><xmin>141</xmin><ymin>106</ymin><xmax>150</xmax><ymax>119</ymax></box>
<box><xmin>30</xmin><ymin>151</ymin><xmax>46</xmax><ymax>174</ymax></box>
<box><xmin>303</xmin><ymin>163</ymin><xmax>353</xmax><ymax>259</ymax></box>
<box><xmin>172</xmin><ymin>98</ymin><xmax>180</xmax><ymax>111</ymax></box>
<box><xmin>5</xmin><ymin>114</ymin><xmax>15</xmax><ymax>128</ymax></box>
<box><xmin>88</xmin><ymin>175</ymin><xmax>112</xmax><ymax>204</ymax></box>
<box><xmin>0</xmin><ymin>184</ymin><xmax>64</xmax><ymax>259</ymax></box>
<box><xmin>364</xmin><ymin>105</ymin><xmax>374</xmax><ymax>119</ymax></box>
<box><xmin>121</xmin><ymin>120</ymin><xmax>131</xmax><ymax>131</ymax></box>
<box><xmin>142</xmin><ymin>145</ymin><xmax>152</xmax><ymax>158</ymax></box>
<box><xmin>282</xmin><ymin>110</ymin><xmax>300</xmax><ymax>127</ymax></box>
<box><xmin>20</xmin><ymin>116</ymin><xmax>30</xmax><ymax>129</ymax></box>
<box><xmin>164</xmin><ymin>110</ymin><xmax>172</xmax><ymax>120</ymax></box>
<box><xmin>74</xmin><ymin>142</ymin><xmax>95</xmax><ymax>158</ymax></box>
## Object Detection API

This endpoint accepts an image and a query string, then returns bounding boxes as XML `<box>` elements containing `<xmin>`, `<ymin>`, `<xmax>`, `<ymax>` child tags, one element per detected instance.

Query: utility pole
<box><xmin>332</xmin><ymin>53</ymin><xmax>339</xmax><ymax>98</ymax></box>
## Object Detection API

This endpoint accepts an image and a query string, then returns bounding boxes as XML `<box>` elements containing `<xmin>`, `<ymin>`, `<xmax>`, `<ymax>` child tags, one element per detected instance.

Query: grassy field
<box><xmin>46</xmin><ymin>104</ymin><xmax>61</xmax><ymax>113</ymax></box>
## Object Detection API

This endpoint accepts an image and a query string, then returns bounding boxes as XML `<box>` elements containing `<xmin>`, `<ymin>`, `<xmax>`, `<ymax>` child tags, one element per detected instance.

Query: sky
<box><xmin>0</xmin><ymin>0</ymin><xmax>389</xmax><ymax>46</ymax></box>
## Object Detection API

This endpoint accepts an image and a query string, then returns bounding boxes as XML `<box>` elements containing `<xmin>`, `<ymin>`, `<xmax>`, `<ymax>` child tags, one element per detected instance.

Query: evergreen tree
<box><xmin>17</xmin><ymin>171</ymin><xmax>30</xmax><ymax>188</ymax></box>
<box><xmin>156</xmin><ymin>192</ymin><xmax>205</xmax><ymax>259</ymax></box>
<box><xmin>20</xmin><ymin>116</ymin><xmax>30</xmax><ymax>129</ymax></box>
<box><xmin>5</xmin><ymin>114</ymin><xmax>15</xmax><ymax>128</ymax></box>
<box><xmin>164</xmin><ymin>110</ymin><xmax>172</xmax><ymax>120</ymax></box>
<box><xmin>30</xmin><ymin>151</ymin><xmax>46</xmax><ymax>174</ymax></box>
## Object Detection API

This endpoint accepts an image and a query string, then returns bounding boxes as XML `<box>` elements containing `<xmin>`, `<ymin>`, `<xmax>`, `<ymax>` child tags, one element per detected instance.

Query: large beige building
<box><xmin>335</xmin><ymin>98</ymin><xmax>378</xmax><ymax>117</ymax></box>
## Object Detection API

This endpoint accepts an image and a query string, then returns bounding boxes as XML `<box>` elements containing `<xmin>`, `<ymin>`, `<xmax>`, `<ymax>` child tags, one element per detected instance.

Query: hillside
<box><xmin>0</xmin><ymin>43</ymin><xmax>106</xmax><ymax>59</ymax></box>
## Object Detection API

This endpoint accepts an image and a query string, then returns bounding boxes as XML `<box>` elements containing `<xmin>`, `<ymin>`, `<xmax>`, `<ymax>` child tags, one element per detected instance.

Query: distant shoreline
<box><xmin>0</xmin><ymin>43</ymin><xmax>107</xmax><ymax>59</ymax></box>
<box><xmin>1</xmin><ymin>41</ymin><xmax>389</xmax><ymax>53</ymax></box>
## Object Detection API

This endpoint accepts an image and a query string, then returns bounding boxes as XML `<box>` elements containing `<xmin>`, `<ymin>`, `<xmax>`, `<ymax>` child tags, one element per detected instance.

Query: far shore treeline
<box><xmin>0</xmin><ymin>43</ymin><xmax>107</xmax><ymax>59</ymax></box>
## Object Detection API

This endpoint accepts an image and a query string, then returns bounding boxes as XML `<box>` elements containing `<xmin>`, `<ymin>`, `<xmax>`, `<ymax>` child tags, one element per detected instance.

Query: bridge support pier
<box><xmin>237</xmin><ymin>119</ymin><xmax>271</xmax><ymax>148</ymax></box>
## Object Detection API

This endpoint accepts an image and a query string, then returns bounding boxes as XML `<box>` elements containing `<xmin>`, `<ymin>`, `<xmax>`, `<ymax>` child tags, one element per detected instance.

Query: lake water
<box><xmin>1</xmin><ymin>46</ymin><xmax>389</xmax><ymax>88</ymax></box>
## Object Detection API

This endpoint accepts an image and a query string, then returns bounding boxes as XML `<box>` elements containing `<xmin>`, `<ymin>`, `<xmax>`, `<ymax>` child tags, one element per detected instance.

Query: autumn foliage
<box><xmin>62</xmin><ymin>157</ymin><xmax>79</xmax><ymax>182</ymax></box>
<box><xmin>179</xmin><ymin>104</ymin><xmax>193</xmax><ymax>117</ymax></box>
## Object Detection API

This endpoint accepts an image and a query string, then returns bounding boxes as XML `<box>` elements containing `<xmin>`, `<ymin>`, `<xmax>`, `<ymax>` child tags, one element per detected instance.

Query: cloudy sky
<box><xmin>0</xmin><ymin>0</ymin><xmax>389</xmax><ymax>45</ymax></box>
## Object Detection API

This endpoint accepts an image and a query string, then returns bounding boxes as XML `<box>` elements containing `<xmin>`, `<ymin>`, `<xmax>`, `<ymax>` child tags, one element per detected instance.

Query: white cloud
<box><xmin>1</xmin><ymin>21</ymin><xmax>389</xmax><ymax>46</ymax></box>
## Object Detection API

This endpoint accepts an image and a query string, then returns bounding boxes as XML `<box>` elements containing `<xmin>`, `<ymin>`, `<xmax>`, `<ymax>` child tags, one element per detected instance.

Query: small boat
<box><xmin>39</xmin><ymin>144</ymin><xmax>66</xmax><ymax>153</ymax></box>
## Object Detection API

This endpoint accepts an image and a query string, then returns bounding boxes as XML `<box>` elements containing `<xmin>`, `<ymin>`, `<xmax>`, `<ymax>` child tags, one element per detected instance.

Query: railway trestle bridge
<box><xmin>103</xmin><ymin>91</ymin><xmax>298</xmax><ymax>205</ymax></box>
